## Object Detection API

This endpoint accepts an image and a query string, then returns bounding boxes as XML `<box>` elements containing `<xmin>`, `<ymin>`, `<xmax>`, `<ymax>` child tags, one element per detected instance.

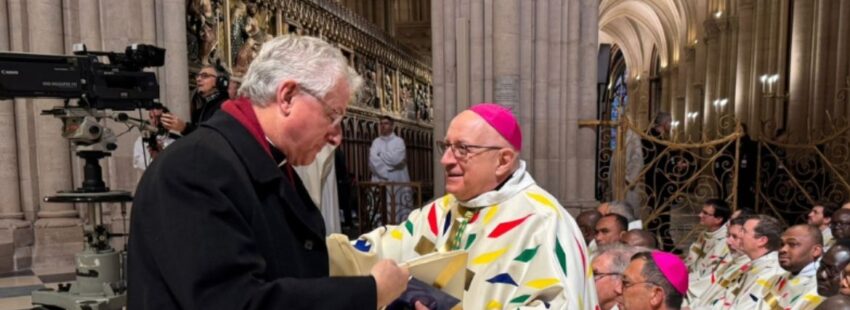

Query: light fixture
<box><xmin>672</xmin><ymin>120</ymin><xmax>680</xmax><ymax>128</ymax></box>
<box><xmin>714</xmin><ymin>11</ymin><xmax>723</xmax><ymax>18</ymax></box>
<box><xmin>713</xmin><ymin>98</ymin><xmax>728</xmax><ymax>108</ymax></box>
<box><xmin>760</xmin><ymin>74</ymin><xmax>780</xmax><ymax>94</ymax></box>
<box><xmin>687</xmin><ymin>112</ymin><xmax>699</xmax><ymax>119</ymax></box>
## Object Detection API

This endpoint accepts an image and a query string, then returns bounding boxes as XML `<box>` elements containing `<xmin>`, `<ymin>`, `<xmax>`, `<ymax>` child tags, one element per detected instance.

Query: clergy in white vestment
<box><xmin>293</xmin><ymin>144</ymin><xmax>341</xmax><ymax>234</ymax></box>
<box><xmin>685</xmin><ymin>199</ymin><xmax>731</xmax><ymax>303</ymax></box>
<box><xmin>726</xmin><ymin>215</ymin><xmax>787</xmax><ymax>309</ymax></box>
<box><xmin>357</xmin><ymin>103</ymin><xmax>598</xmax><ymax>309</ymax></box>
<box><xmin>687</xmin><ymin>215</ymin><xmax>750</xmax><ymax>309</ymax></box>
<box><xmin>369</xmin><ymin>116</ymin><xmax>412</xmax><ymax>223</ymax></box>
<box><xmin>772</xmin><ymin>224</ymin><xmax>824</xmax><ymax>310</ymax></box>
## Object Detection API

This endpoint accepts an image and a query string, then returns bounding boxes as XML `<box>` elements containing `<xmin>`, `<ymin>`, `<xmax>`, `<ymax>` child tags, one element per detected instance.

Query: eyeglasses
<box><xmin>298</xmin><ymin>85</ymin><xmax>344</xmax><ymax>127</ymax></box>
<box><xmin>831</xmin><ymin>222</ymin><xmax>850</xmax><ymax>229</ymax></box>
<box><xmin>622</xmin><ymin>279</ymin><xmax>661</xmax><ymax>290</ymax></box>
<box><xmin>593</xmin><ymin>272</ymin><xmax>622</xmax><ymax>281</ymax></box>
<box><xmin>436</xmin><ymin>141</ymin><xmax>503</xmax><ymax>159</ymax></box>
<box><xmin>197</xmin><ymin>72</ymin><xmax>217</xmax><ymax>80</ymax></box>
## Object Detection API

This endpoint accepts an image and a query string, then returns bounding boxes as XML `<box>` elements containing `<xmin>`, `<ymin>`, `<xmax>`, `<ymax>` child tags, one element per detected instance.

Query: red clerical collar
<box><xmin>221</xmin><ymin>97</ymin><xmax>272</xmax><ymax>158</ymax></box>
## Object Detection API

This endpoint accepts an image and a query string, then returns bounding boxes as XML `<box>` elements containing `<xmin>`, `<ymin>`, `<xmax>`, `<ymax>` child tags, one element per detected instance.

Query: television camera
<box><xmin>0</xmin><ymin>43</ymin><xmax>167</xmax><ymax>310</ymax></box>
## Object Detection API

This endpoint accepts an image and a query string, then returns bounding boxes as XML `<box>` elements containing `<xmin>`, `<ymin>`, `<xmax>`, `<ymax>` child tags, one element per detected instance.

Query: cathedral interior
<box><xmin>0</xmin><ymin>0</ymin><xmax>849</xmax><ymax>308</ymax></box>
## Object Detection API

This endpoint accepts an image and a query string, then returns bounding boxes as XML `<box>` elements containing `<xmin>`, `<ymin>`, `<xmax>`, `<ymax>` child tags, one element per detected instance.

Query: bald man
<box><xmin>355</xmin><ymin>103</ymin><xmax>598</xmax><ymax>309</ymax></box>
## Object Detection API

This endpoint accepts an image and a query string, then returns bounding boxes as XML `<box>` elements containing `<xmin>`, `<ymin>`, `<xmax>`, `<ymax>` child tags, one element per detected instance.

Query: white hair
<box><xmin>238</xmin><ymin>35</ymin><xmax>363</xmax><ymax>107</ymax></box>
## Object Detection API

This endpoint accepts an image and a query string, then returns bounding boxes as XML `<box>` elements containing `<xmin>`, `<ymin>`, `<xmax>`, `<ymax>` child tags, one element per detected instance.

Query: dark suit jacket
<box><xmin>128</xmin><ymin>111</ymin><xmax>376</xmax><ymax>309</ymax></box>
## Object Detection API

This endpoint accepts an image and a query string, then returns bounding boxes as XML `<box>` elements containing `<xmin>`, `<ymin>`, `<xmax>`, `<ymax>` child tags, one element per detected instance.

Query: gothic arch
<box><xmin>599</xmin><ymin>0</ymin><xmax>692</xmax><ymax>76</ymax></box>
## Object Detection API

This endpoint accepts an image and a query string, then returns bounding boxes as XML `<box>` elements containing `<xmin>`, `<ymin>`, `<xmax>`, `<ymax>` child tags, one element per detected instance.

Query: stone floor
<box><xmin>0</xmin><ymin>267</ymin><xmax>75</xmax><ymax>310</ymax></box>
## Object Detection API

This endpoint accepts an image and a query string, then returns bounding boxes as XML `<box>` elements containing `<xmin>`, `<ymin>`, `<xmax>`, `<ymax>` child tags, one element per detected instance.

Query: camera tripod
<box><xmin>30</xmin><ymin>150</ymin><xmax>130</xmax><ymax>309</ymax></box>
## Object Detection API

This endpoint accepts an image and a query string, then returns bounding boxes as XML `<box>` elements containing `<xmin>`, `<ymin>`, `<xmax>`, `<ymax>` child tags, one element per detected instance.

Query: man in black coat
<box><xmin>129</xmin><ymin>35</ymin><xmax>409</xmax><ymax>309</ymax></box>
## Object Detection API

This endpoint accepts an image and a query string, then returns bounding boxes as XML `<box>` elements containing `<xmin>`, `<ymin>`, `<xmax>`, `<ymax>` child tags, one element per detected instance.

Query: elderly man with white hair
<box><xmin>357</xmin><ymin>103</ymin><xmax>599</xmax><ymax>309</ymax></box>
<box><xmin>129</xmin><ymin>35</ymin><xmax>409</xmax><ymax>309</ymax></box>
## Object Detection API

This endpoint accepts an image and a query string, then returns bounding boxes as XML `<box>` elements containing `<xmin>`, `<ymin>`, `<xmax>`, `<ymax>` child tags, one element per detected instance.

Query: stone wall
<box><xmin>431</xmin><ymin>0</ymin><xmax>601</xmax><ymax>213</ymax></box>
<box><xmin>0</xmin><ymin>0</ymin><xmax>187</xmax><ymax>273</ymax></box>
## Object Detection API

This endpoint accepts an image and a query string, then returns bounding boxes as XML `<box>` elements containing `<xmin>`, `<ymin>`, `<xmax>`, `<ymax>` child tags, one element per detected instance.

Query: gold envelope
<box><xmin>400</xmin><ymin>251</ymin><xmax>468</xmax><ymax>300</ymax></box>
<box><xmin>326</xmin><ymin>234</ymin><xmax>468</xmax><ymax>300</ymax></box>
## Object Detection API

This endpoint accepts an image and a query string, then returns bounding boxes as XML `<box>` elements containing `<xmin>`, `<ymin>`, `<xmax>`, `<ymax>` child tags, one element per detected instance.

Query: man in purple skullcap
<box><xmin>622</xmin><ymin>251</ymin><xmax>687</xmax><ymax>310</ymax></box>
<box><xmin>355</xmin><ymin>103</ymin><xmax>599</xmax><ymax>309</ymax></box>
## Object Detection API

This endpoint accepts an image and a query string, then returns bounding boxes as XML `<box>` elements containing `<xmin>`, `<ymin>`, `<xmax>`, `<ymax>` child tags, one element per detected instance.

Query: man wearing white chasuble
<box><xmin>357</xmin><ymin>103</ymin><xmax>599</xmax><ymax>309</ymax></box>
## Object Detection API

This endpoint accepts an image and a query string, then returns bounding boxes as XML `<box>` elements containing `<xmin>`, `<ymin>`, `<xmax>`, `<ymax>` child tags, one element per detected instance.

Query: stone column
<box><xmin>703</xmin><ymin>16</ymin><xmax>725</xmax><ymax>137</ymax></box>
<box><xmin>683</xmin><ymin>45</ymin><xmax>700</xmax><ymax>141</ymax></box>
<box><xmin>788</xmin><ymin>0</ymin><xmax>814</xmax><ymax>143</ymax></box>
<box><xmin>830</xmin><ymin>1</ymin><xmax>850</xmax><ymax>118</ymax></box>
<box><xmin>16</xmin><ymin>0</ymin><xmax>83</xmax><ymax>272</ymax></box>
<box><xmin>0</xmin><ymin>0</ymin><xmax>22</xmax><ymax>222</ymax></box>
<box><xmin>734</xmin><ymin>0</ymin><xmax>755</xmax><ymax>131</ymax></box>
<box><xmin>0</xmin><ymin>0</ymin><xmax>33</xmax><ymax>273</ymax></box>
<box><xmin>576</xmin><ymin>0</ymin><xmax>600</xmax><ymax>210</ymax></box>
<box><xmin>158</xmin><ymin>0</ymin><xmax>191</xmax><ymax>124</ymax></box>
<box><xmin>431</xmin><ymin>0</ymin><xmax>599</xmax><ymax>212</ymax></box>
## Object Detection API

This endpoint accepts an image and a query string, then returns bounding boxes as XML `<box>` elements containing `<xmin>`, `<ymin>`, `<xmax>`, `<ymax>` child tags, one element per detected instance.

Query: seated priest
<box><xmin>355</xmin><ymin>103</ymin><xmax>599</xmax><ymax>309</ymax></box>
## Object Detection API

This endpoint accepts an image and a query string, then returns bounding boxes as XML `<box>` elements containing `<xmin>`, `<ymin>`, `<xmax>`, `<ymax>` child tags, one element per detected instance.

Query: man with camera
<box><xmin>160</xmin><ymin>64</ymin><xmax>230</xmax><ymax>135</ymax></box>
<box><xmin>132</xmin><ymin>106</ymin><xmax>175</xmax><ymax>170</ymax></box>
<box><xmin>129</xmin><ymin>35</ymin><xmax>409</xmax><ymax>309</ymax></box>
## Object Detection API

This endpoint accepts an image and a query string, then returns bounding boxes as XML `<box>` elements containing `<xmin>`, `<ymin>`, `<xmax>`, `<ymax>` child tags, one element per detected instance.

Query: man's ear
<box><xmin>275</xmin><ymin>80</ymin><xmax>298</xmax><ymax>115</ymax></box>
<box><xmin>813</xmin><ymin>244</ymin><xmax>824</xmax><ymax>259</ymax></box>
<box><xmin>757</xmin><ymin>235</ymin><xmax>769</xmax><ymax>249</ymax></box>
<box><xmin>650</xmin><ymin>286</ymin><xmax>665</xmax><ymax>307</ymax></box>
<box><xmin>495</xmin><ymin>148</ymin><xmax>517</xmax><ymax>177</ymax></box>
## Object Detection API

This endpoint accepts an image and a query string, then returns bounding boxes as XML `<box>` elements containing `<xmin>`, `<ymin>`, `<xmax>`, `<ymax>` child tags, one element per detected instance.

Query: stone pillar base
<box><xmin>0</xmin><ymin>219</ymin><xmax>34</xmax><ymax>272</ymax></box>
<box><xmin>32</xmin><ymin>218</ymin><xmax>83</xmax><ymax>273</ymax></box>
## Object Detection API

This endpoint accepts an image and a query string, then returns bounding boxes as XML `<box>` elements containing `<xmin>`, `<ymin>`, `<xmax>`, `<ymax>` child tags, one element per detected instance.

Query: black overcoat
<box><xmin>128</xmin><ymin>111</ymin><xmax>376</xmax><ymax>309</ymax></box>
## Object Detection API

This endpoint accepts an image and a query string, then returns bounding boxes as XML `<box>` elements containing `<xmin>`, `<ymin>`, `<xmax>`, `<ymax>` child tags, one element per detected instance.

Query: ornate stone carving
<box><xmin>381</xmin><ymin>66</ymin><xmax>396</xmax><ymax>113</ymax></box>
<box><xmin>414</xmin><ymin>82</ymin><xmax>431</xmax><ymax>122</ymax></box>
<box><xmin>187</xmin><ymin>0</ymin><xmax>432</xmax><ymax>123</ymax></box>
<box><xmin>355</xmin><ymin>55</ymin><xmax>380</xmax><ymax>109</ymax></box>
<box><xmin>187</xmin><ymin>0</ymin><xmax>225</xmax><ymax>65</ymax></box>
<box><xmin>399</xmin><ymin>74</ymin><xmax>414</xmax><ymax>118</ymax></box>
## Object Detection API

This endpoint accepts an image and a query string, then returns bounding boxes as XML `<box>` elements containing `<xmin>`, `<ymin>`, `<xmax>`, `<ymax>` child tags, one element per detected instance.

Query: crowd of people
<box><xmin>123</xmin><ymin>34</ymin><xmax>850</xmax><ymax>309</ymax></box>
<box><xmin>579</xmin><ymin>198</ymin><xmax>850</xmax><ymax>310</ymax></box>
